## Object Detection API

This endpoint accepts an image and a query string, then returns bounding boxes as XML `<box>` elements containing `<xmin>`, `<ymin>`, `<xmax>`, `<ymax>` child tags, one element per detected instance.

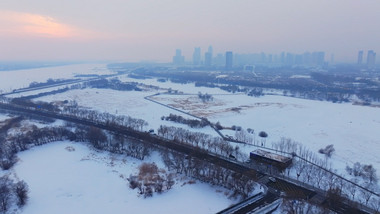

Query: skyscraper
<box><xmin>311</xmin><ymin>52</ymin><xmax>325</xmax><ymax>66</ymax></box>
<box><xmin>205</xmin><ymin>52</ymin><xmax>212</xmax><ymax>67</ymax></box>
<box><xmin>225</xmin><ymin>51</ymin><xmax>233</xmax><ymax>70</ymax></box>
<box><xmin>280</xmin><ymin>52</ymin><xmax>285</xmax><ymax>65</ymax></box>
<box><xmin>286</xmin><ymin>53</ymin><xmax>294</xmax><ymax>65</ymax></box>
<box><xmin>192</xmin><ymin>47</ymin><xmax>201</xmax><ymax>65</ymax></box>
<box><xmin>208</xmin><ymin>46</ymin><xmax>213</xmax><ymax>56</ymax></box>
<box><xmin>303</xmin><ymin>52</ymin><xmax>312</xmax><ymax>65</ymax></box>
<box><xmin>173</xmin><ymin>49</ymin><xmax>185</xmax><ymax>65</ymax></box>
<box><xmin>358</xmin><ymin>51</ymin><xmax>364</xmax><ymax>64</ymax></box>
<box><xmin>204</xmin><ymin>45</ymin><xmax>213</xmax><ymax>67</ymax></box>
<box><xmin>215</xmin><ymin>53</ymin><xmax>224</xmax><ymax>66</ymax></box>
<box><xmin>367</xmin><ymin>50</ymin><xmax>376</xmax><ymax>68</ymax></box>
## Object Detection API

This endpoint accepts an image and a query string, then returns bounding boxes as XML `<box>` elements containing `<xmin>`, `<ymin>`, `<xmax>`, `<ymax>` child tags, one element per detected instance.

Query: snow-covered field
<box><xmin>12</xmin><ymin>141</ymin><xmax>235</xmax><ymax>214</ymax></box>
<box><xmin>152</xmin><ymin>93</ymin><xmax>380</xmax><ymax>174</ymax></box>
<box><xmin>119</xmin><ymin>75</ymin><xmax>229</xmax><ymax>94</ymax></box>
<box><xmin>3</xmin><ymin>64</ymin><xmax>380</xmax><ymax>212</ymax></box>
<box><xmin>28</xmin><ymin>68</ymin><xmax>380</xmax><ymax>175</ymax></box>
<box><xmin>0</xmin><ymin>64</ymin><xmax>114</xmax><ymax>93</ymax></box>
<box><xmin>34</xmin><ymin>88</ymin><xmax>219</xmax><ymax>136</ymax></box>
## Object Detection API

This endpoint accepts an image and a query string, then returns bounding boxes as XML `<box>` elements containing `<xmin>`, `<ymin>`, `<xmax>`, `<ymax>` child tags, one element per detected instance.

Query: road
<box><xmin>1</xmin><ymin>78</ymin><xmax>99</xmax><ymax>96</ymax></box>
<box><xmin>217</xmin><ymin>192</ymin><xmax>280</xmax><ymax>214</ymax></box>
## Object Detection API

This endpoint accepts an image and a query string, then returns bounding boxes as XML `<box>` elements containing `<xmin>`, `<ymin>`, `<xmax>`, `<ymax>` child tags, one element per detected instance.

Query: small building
<box><xmin>250</xmin><ymin>149</ymin><xmax>293</xmax><ymax>170</ymax></box>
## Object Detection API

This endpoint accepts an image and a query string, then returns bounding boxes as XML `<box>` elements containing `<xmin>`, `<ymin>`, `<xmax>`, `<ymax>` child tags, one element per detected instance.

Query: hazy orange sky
<box><xmin>0</xmin><ymin>0</ymin><xmax>379</xmax><ymax>62</ymax></box>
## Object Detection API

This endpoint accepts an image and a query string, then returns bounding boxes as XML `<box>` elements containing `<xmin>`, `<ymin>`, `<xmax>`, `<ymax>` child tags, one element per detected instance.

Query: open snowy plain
<box><xmin>12</xmin><ymin>141</ymin><xmax>234</xmax><ymax>214</ymax></box>
<box><xmin>152</xmin><ymin>93</ymin><xmax>380</xmax><ymax>174</ymax></box>
<box><xmin>30</xmin><ymin>68</ymin><xmax>380</xmax><ymax>177</ymax></box>
<box><xmin>2</xmin><ymin>63</ymin><xmax>380</xmax><ymax>212</ymax></box>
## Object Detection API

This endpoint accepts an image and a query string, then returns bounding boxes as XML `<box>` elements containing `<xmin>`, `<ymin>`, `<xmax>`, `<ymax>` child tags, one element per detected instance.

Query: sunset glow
<box><xmin>0</xmin><ymin>11</ymin><xmax>80</xmax><ymax>38</ymax></box>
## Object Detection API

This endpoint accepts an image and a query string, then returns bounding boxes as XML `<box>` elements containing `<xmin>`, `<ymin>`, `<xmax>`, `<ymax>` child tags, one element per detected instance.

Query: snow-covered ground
<box><xmin>152</xmin><ymin>93</ymin><xmax>380</xmax><ymax>174</ymax></box>
<box><xmin>3</xmin><ymin>64</ymin><xmax>380</xmax><ymax>212</ymax></box>
<box><xmin>34</xmin><ymin>88</ymin><xmax>219</xmax><ymax>137</ymax></box>
<box><xmin>0</xmin><ymin>113</ymin><xmax>10</xmax><ymax>121</ymax></box>
<box><xmin>0</xmin><ymin>64</ymin><xmax>114</xmax><ymax>93</ymax></box>
<box><xmin>28</xmin><ymin>68</ymin><xmax>380</xmax><ymax>176</ymax></box>
<box><xmin>12</xmin><ymin>141</ymin><xmax>236</xmax><ymax>214</ymax></box>
<box><xmin>119</xmin><ymin>75</ymin><xmax>229</xmax><ymax>94</ymax></box>
<box><xmin>6</xmin><ymin>83</ymin><xmax>79</xmax><ymax>99</ymax></box>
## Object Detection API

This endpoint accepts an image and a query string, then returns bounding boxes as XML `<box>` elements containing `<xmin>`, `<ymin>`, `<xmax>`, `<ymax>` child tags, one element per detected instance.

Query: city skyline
<box><xmin>1</xmin><ymin>0</ymin><xmax>380</xmax><ymax>63</ymax></box>
<box><xmin>173</xmin><ymin>47</ymin><xmax>366</xmax><ymax>67</ymax></box>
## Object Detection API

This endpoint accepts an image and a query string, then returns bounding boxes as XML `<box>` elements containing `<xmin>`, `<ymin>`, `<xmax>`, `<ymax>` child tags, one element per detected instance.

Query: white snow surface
<box><xmin>0</xmin><ymin>113</ymin><xmax>10</xmax><ymax>121</ymax></box>
<box><xmin>35</xmin><ymin>88</ymin><xmax>219</xmax><ymax>136</ymax></box>
<box><xmin>32</xmin><ymin>70</ymin><xmax>380</xmax><ymax>175</ymax></box>
<box><xmin>4</xmin><ymin>64</ymin><xmax>380</xmax><ymax>192</ymax></box>
<box><xmin>0</xmin><ymin>64</ymin><xmax>113</xmax><ymax>93</ymax></box>
<box><xmin>13</xmin><ymin>141</ymin><xmax>235</xmax><ymax>214</ymax></box>
<box><xmin>119</xmin><ymin>75</ymin><xmax>229</xmax><ymax>94</ymax></box>
<box><xmin>151</xmin><ymin>93</ymin><xmax>380</xmax><ymax>174</ymax></box>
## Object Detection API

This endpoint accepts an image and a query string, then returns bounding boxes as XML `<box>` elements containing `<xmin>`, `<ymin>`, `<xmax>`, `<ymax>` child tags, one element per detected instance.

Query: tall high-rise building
<box><xmin>225</xmin><ymin>51</ymin><xmax>233</xmax><ymax>70</ymax></box>
<box><xmin>357</xmin><ymin>51</ymin><xmax>364</xmax><ymax>64</ymax></box>
<box><xmin>280</xmin><ymin>52</ymin><xmax>285</xmax><ymax>65</ymax></box>
<box><xmin>205</xmin><ymin>52</ymin><xmax>212</xmax><ymax>67</ymax></box>
<box><xmin>268</xmin><ymin>54</ymin><xmax>273</xmax><ymax>64</ymax></box>
<box><xmin>173</xmin><ymin>49</ymin><xmax>185</xmax><ymax>65</ymax></box>
<box><xmin>192</xmin><ymin>47</ymin><xmax>201</xmax><ymax>65</ymax></box>
<box><xmin>204</xmin><ymin>45</ymin><xmax>213</xmax><ymax>67</ymax></box>
<box><xmin>286</xmin><ymin>53</ymin><xmax>294</xmax><ymax>65</ymax></box>
<box><xmin>215</xmin><ymin>53</ymin><xmax>224</xmax><ymax>66</ymax></box>
<box><xmin>303</xmin><ymin>52</ymin><xmax>312</xmax><ymax>65</ymax></box>
<box><xmin>208</xmin><ymin>46</ymin><xmax>213</xmax><ymax>56</ymax></box>
<box><xmin>367</xmin><ymin>50</ymin><xmax>376</xmax><ymax>68</ymax></box>
<box><xmin>311</xmin><ymin>52</ymin><xmax>325</xmax><ymax>66</ymax></box>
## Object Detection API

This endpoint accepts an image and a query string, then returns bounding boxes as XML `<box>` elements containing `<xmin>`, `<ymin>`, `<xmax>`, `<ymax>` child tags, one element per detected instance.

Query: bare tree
<box><xmin>0</xmin><ymin>177</ymin><xmax>12</xmax><ymax>212</ymax></box>
<box><xmin>14</xmin><ymin>181</ymin><xmax>29</xmax><ymax>206</ymax></box>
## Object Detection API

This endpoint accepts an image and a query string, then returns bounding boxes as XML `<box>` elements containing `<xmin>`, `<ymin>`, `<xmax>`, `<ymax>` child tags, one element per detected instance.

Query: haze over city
<box><xmin>1</xmin><ymin>0</ymin><xmax>380</xmax><ymax>62</ymax></box>
<box><xmin>2</xmin><ymin>1</ymin><xmax>380</xmax><ymax>213</ymax></box>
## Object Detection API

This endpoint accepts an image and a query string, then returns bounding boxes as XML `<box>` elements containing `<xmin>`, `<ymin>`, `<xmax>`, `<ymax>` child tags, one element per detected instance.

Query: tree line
<box><xmin>161</xmin><ymin>114</ymin><xmax>209</xmax><ymax>128</ymax></box>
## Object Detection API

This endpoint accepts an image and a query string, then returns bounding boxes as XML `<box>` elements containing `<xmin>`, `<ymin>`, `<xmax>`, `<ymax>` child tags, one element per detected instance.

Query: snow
<box><xmin>0</xmin><ymin>64</ymin><xmax>114</xmax><ymax>93</ymax></box>
<box><xmin>148</xmin><ymin>93</ymin><xmax>380</xmax><ymax>175</ymax></box>
<box><xmin>28</xmin><ymin>69</ymin><xmax>380</xmax><ymax>177</ymax></box>
<box><xmin>6</xmin><ymin>84</ymin><xmax>76</xmax><ymax>99</ymax></box>
<box><xmin>3</xmin><ymin>64</ymin><xmax>380</xmax><ymax>209</ymax></box>
<box><xmin>13</xmin><ymin>141</ymin><xmax>235</xmax><ymax>214</ymax></box>
<box><xmin>0</xmin><ymin>113</ymin><xmax>10</xmax><ymax>121</ymax></box>
<box><xmin>34</xmin><ymin>88</ymin><xmax>219</xmax><ymax>137</ymax></box>
<box><xmin>119</xmin><ymin>75</ymin><xmax>229</xmax><ymax>94</ymax></box>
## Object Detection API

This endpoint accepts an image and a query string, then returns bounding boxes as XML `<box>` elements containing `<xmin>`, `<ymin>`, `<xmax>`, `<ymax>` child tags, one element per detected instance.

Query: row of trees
<box><xmin>346</xmin><ymin>162</ymin><xmax>378</xmax><ymax>184</ymax></box>
<box><xmin>161</xmin><ymin>149</ymin><xmax>258</xmax><ymax>199</ymax></box>
<box><xmin>86</xmin><ymin>127</ymin><xmax>150</xmax><ymax>160</ymax></box>
<box><xmin>60</xmin><ymin>104</ymin><xmax>148</xmax><ymax>132</ymax></box>
<box><xmin>28</xmin><ymin>78</ymin><xmax>76</xmax><ymax>88</ymax></box>
<box><xmin>290</xmin><ymin>158</ymin><xmax>380</xmax><ymax>209</ymax></box>
<box><xmin>270</xmin><ymin>137</ymin><xmax>380</xmax><ymax>210</ymax></box>
<box><xmin>85</xmin><ymin>78</ymin><xmax>142</xmax><ymax>91</ymax></box>
<box><xmin>157</xmin><ymin>125</ymin><xmax>243</xmax><ymax>159</ymax></box>
<box><xmin>161</xmin><ymin>114</ymin><xmax>209</xmax><ymax>128</ymax></box>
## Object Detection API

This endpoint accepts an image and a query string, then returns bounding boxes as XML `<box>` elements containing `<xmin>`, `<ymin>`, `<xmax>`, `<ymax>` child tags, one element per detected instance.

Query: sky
<box><xmin>0</xmin><ymin>0</ymin><xmax>379</xmax><ymax>63</ymax></box>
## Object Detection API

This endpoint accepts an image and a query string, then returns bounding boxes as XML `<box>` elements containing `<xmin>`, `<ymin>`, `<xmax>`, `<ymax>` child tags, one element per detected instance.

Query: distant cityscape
<box><xmin>172</xmin><ymin>46</ymin><xmax>377</xmax><ymax>69</ymax></box>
